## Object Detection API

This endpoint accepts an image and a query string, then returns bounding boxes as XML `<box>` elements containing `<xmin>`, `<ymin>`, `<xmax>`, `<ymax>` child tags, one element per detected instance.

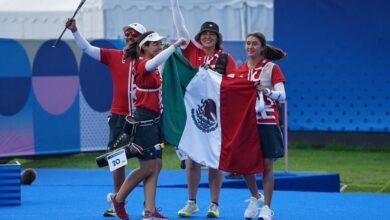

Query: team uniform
<box><xmin>171</xmin><ymin>0</ymin><xmax>233</xmax><ymax>217</ymax></box>
<box><xmin>236</xmin><ymin>59</ymin><xmax>285</xmax><ymax>158</ymax></box>
<box><xmin>179</xmin><ymin>41</ymin><xmax>235</xmax><ymax>218</ymax></box>
<box><xmin>108</xmin><ymin>34</ymin><xmax>177</xmax><ymax>220</ymax></box>
<box><xmin>69</xmin><ymin>22</ymin><xmax>152</xmax><ymax>218</ymax></box>
<box><xmin>134</xmin><ymin>59</ymin><xmax>162</xmax><ymax>114</ymax></box>
<box><xmin>183</xmin><ymin>41</ymin><xmax>236</xmax><ymax>74</ymax></box>
<box><xmin>127</xmin><ymin>58</ymin><xmax>163</xmax><ymax>160</ymax></box>
<box><xmin>178</xmin><ymin>41</ymin><xmax>236</xmax><ymax>218</ymax></box>
<box><xmin>100</xmin><ymin>48</ymin><xmax>137</xmax><ymax>150</ymax></box>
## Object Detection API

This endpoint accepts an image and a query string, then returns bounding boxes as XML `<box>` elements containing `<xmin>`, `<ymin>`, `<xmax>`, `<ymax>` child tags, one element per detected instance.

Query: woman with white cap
<box><xmin>170</xmin><ymin>0</ymin><xmax>237</xmax><ymax>218</ymax></box>
<box><xmin>65</xmin><ymin>18</ymin><xmax>147</xmax><ymax>217</ymax></box>
<box><xmin>110</xmin><ymin>31</ymin><xmax>187</xmax><ymax>220</ymax></box>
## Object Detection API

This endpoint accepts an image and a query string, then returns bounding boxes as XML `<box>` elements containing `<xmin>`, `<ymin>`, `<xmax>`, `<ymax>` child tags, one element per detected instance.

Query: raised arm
<box><xmin>145</xmin><ymin>38</ymin><xmax>187</xmax><ymax>71</ymax></box>
<box><xmin>170</xmin><ymin>0</ymin><xmax>191</xmax><ymax>45</ymax></box>
<box><xmin>66</xmin><ymin>18</ymin><xmax>100</xmax><ymax>61</ymax></box>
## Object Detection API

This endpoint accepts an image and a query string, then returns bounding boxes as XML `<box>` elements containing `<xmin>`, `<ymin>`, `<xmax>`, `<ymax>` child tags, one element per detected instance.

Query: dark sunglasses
<box><xmin>125</xmin><ymin>30</ymin><xmax>140</xmax><ymax>38</ymax></box>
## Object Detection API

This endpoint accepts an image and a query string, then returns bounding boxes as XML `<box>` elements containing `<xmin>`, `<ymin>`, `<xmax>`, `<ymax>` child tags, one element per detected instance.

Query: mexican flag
<box><xmin>162</xmin><ymin>51</ymin><xmax>264</xmax><ymax>174</ymax></box>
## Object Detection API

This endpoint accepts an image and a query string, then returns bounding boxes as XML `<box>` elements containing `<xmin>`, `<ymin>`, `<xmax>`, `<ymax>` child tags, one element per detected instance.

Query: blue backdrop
<box><xmin>272</xmin><ymin>0</ymin><xmax>390</xmax><ymax>132</ymax></box>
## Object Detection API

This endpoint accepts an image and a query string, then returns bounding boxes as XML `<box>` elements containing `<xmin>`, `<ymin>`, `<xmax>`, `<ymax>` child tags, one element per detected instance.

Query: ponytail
<box><xmin>264</xmin><ymin>45</ymin><xmax>287</xmax><ymax>61</ymax></box>
<box><xmin>246</xmin><ymin>32</ymin><xmax>287</xmax><ymax>61</ymax></box>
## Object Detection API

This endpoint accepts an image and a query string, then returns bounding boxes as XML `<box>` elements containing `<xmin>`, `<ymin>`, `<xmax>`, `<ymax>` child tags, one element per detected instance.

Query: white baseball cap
<box><xmin>122</xmin><ymin>22</ymin><xmax>147</xmax><ymax>34</ymax></box>
<box><xmin>139</xmin><ymin>32</ymin><xmax>165</xmax><ymax>48</ymax></box>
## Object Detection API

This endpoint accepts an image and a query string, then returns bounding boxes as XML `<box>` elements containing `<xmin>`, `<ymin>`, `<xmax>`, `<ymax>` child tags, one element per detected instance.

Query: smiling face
<box><xmin>199</xmin><ymin>31</ymin><xmax>218</xmax><ymax>50</ymax></box>
<box><xmin>245</xmin><ymin>36</ymin><xmax>264</xmax><ymax>58</ymax></box>
<box><xmin>142</xmin><ymin>41</ymin><xmax>164</xmax><ymax>58</ymax></box>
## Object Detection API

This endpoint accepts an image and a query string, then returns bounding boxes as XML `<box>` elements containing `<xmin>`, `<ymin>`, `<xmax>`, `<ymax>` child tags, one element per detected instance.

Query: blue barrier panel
<box><xmin>32</xmin><ymin>40</ymin><xmax>80</xmax><ymax>154</ymax></box>
<box><xmin>0</xmin><ymin>39</ymin><xmax>31</xmax><ymax>116</ymax></box>
<box><xmin>0</xmin><ymin>163</ymin><xmax>21</xmax><ymax>206</ymax></box>
<box><xmin>0</xmin><ymin>39</ymin><xmax>34</xmax><ymax>157</ymax></box>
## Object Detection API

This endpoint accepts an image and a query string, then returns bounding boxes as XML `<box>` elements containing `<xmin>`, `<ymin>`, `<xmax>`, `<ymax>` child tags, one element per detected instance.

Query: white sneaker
<box><xmin>244</xmin><ymin>193</ymin><xmax>264</xmax><ymax>219</ymax></box>
<box><xmin>178</xmin><ymin>200</ymin><xmax>199</xmax><ymax>217</ymax></box>
<box><xmin>258</xmin><ymin>205</ymin><xmax>274</xmax><ymax>220</ymax></box>
<box><xmin>103</xmin><ymin>193</ymin><xmax>117</xmax><ymax>217</ymax></box>
<box><xmin>206</xmin><ymin>202</ymin><xmax>220</xmax><ymax>218</ymax></box>
<box><xmin>106</xmin><ymin>193</ymin><xmax>114</xmax><ymax>204</ymax></box>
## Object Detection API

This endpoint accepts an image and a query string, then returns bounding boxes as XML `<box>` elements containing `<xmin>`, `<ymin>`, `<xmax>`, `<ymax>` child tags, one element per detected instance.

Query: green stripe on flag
<box><xmin>162</xmin><ymin>50</ymin><xmax>198</xmax><ymax>146</ymax></box>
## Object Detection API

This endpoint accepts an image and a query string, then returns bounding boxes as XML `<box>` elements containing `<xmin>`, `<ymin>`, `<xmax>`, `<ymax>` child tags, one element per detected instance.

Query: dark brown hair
<box><xmin>123</xmin><ymin>31</ymin><xmax>154</xmax><ymax>60</ymax></box>
<box><xmin>246</xmin><ymin>32</ymin><xmax>287</xmax><ymax>61</ymax></box>
<box><xmin>195</xmin><ymin>21</ymin><xmax>223</xmax><ymax>51</ymax></box>
<box><xmin>195</xmin><ymin>31</ymin><xmax>222</xmax><ymax>51</ymax></box>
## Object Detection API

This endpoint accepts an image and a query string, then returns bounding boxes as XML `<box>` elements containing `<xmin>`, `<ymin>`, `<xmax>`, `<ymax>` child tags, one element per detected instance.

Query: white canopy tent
<box><xmin>0</xmin><ymin>0</ymin><xmax>104</xmax><ymax>39</ymax></box>
<box><xmin>0</xmin><ymin>0</ymin><xmax>273</xmax><ymax>41</ymax></box>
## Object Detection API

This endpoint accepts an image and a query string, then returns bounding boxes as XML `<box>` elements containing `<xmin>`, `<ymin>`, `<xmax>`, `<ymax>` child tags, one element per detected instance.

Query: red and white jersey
<box><xmin>236</xmin><ymin>59</ymin><xmax>285</xmax><ymax>125</ymax></box>
<box><xmin>133</xmin><ymin>59</ymin><xmax>162</xmax><ymax>114</ymax></box>
<box><xmin>100</xmin><ymin>48</ymin><xmax>136</xmax><ymax>116</ymax></box>
<box><xmin>182</xmin><ymin>41</ymin><xmax>236</xmax><ymax>75</ymax></box>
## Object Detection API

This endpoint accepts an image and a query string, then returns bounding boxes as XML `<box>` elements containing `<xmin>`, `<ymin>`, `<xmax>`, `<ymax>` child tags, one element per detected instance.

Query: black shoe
<box><xmin>103</xmin><ymin>207</ymin><xmax>116</xmax><ymax>217</ymax></box>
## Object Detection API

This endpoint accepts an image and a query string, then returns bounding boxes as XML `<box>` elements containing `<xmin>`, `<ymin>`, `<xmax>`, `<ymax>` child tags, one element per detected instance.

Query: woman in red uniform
<box><xmin>170</xmin><ymin>0</ymin><xmax>237</xmax><ymax>218</ymax></box>
<box><xmin>65</xmin><ymin>18</ymin><xmax>147</xmax><ymax>217</ymax></box>
<box><xmin>110</xmin><ymin>31</ymin><xmax>187</xmax><ymax>220</ymax></box>
<box><xmin>235</xmin><ymin>32</ymin><xmax>286</xmax><ymax>220</ymax></box>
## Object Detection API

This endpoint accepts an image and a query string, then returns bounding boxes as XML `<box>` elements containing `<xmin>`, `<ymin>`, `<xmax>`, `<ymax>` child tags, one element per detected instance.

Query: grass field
<box><xmin>14</xmin><ymin>144</ymin><xmax>390</xmax><ymax>193</ymax></box>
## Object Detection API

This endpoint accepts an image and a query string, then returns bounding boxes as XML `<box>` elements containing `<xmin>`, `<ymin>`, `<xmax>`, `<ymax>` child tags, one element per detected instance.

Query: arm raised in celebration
<box><xmin>66</xmin><ymin>18</ymin><xmax>100</xmax><ymax>61</ymax></box>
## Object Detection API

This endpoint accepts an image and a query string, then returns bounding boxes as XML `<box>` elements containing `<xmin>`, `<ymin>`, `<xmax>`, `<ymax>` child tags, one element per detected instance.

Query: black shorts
<box><xmin>257</xmin><ymin>124</ymin><xmax>284</xmax><ymax>158</ymax></box>
<box><xmin>107</xmin><ymin>113</ymin><xmax>127</xmax><ymax>150</ymax></box>
<box><xmin>132</xmin><ymin>108</ymin><xmax>163</xmax><ymax>161</ymax></box>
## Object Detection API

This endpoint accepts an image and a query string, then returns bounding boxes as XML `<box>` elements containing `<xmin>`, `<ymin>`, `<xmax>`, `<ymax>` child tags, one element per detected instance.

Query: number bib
<box><xmin>107</xmin><ymin>149</ymin><xmax>128</xmax><ymax>172</ymax></box>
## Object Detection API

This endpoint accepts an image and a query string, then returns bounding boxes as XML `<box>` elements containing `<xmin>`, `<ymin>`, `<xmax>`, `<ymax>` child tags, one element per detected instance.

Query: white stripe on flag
<box><xmin>178</xmin><ymin>68</ymin><xmax>222</xmax><ymax>169</ymax></box>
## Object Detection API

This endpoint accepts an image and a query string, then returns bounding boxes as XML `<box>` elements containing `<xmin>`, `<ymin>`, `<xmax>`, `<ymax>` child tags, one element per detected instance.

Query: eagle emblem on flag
<box><xmin>191</xmin><ymin>99</ymin><xmax>218</xmax><ymax>133</ymax></box>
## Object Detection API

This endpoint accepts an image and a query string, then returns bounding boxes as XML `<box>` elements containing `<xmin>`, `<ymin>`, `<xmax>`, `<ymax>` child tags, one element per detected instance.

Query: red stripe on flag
<box><xmin>219</xmin><ymin>76</ymin><xmax>264</xmax><ymax>174</ymax></box>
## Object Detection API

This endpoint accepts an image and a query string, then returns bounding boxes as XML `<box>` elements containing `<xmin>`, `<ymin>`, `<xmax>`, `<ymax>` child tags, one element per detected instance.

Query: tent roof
<box><xmin>0</xmin><ymin>0</ymin><xmax>273</xmax><ymax>40</ymax></box>
<box><xmin>102</xmin><ymin>0</ymin><xmax>272</xmax><ymax>10</ymax></box>
<box><xmin>0</xmin><ymin>0</ymin><xmax>95</xmax><ymax>12</ymax></box>
<box><xmin>0</xmin><ymin>0</ymin><xmax>272</xmax><ymax>12</ymax></box>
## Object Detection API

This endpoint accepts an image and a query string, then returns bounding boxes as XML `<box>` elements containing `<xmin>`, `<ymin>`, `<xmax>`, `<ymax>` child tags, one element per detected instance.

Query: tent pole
<box><xmin>240</xmin><ymin>0</ymin><xmax>247</xmax><ymax>39</ymax></box>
